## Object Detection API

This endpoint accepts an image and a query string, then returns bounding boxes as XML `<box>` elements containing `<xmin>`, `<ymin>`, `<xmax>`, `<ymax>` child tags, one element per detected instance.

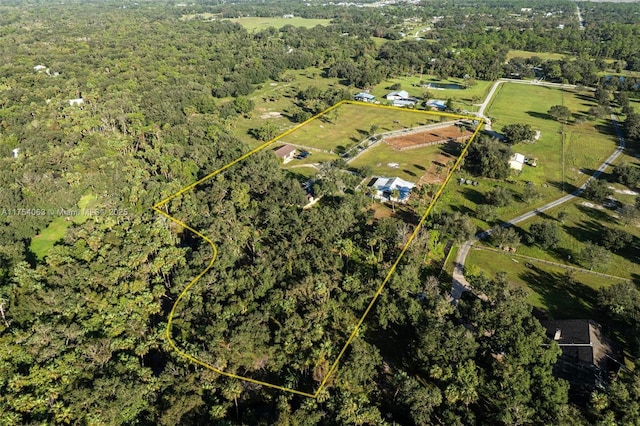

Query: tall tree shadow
<box><xmin>519</xmin><ymin>266</ymin><xmax>601</xmax><ymax>320</ymax></box>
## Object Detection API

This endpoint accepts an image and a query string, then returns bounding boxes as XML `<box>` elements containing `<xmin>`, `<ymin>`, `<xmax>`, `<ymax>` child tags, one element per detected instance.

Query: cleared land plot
<box><xmin>350</xmin><ymin>140</ymin><xmax>458</xmax><ymax>184</ymax></box>
<box><xmin>30</xmin><ymin>194</ymin><xmax>95</xmax><ymax>258</ymax></box>
<box><xmin>466</xmin><ymin>248</ymin><xmax>624</xmax><ymax>320</ymax></box>
<box><xmin>384</xmin><ymin>125</ymin><xmax>474</xmax><ymax>150</ymax></box>
<box><xmin>228</xmin><ymin>17</ymin><xmax>331</xmax><ymax>31</ymax></box>
<box><xmin>282</xmin><ymin>103</ymin><xmax>439</xmax><ymax>153</ymax></box>
<box><xmin>229</xmin><ymin>68</ymin><xmax>344</xmax><ymax>148</ymax></box>
<box><xmin>506</xmin><ymin>50</ymin><xmax>569</xmax><ymax>61</ymax></box>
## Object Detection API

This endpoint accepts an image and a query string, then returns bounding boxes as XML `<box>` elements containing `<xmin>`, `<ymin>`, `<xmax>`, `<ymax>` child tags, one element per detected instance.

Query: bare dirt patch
<box><xmin>260</xmin><ymin>111</ymin><xmax>282</xmax><ymax>119</ymax></box>
<box><xmin>385</xmin><ymin>125</ymin><xmax>473</xmax><ymax>150</ymax></box>
<box><xmin>417</xmin><ymin>149</ymin><xmax>458</xmax><ymax>186</ymax></box>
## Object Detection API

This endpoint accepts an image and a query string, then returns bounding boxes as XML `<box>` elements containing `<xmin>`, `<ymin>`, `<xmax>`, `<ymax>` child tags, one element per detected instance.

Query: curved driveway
<box><xmin>451</xmin><ymin>112</ymin><xmax>627</xmax><ymax>303</ymax></box>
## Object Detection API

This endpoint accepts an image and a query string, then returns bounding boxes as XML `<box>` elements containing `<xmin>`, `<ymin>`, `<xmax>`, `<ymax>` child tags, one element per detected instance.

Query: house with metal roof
<box><xmin>367</xmin><ymin>176</ymin><xmax>415</xmax><ymax>202</ymax></box>
<box><xmin>354</xmin><ymin>92</ymin><xmax>376</xmax><ymax>102</ymax></box>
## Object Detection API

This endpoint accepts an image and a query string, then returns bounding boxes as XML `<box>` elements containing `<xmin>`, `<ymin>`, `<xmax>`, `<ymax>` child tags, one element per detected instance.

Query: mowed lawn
<box><xmin>350</xmin><ymin>142</ymin><xmax>450</xmax><ymax>183</ymax></box>
<box><xmin>492</xmin><ymin>199</ymin><xmax>640</xmax><ymax>280</ymax></box>
<box><xmin>488</xmin><ymin>84</ymin><xmax>619</xmax><ymax>188</ymax></box>
<box><xmin>227</xmin><ymin>17</ymin><xmax>331</xmax><ymax>31</ymax></box>
<box><xmin>466</xmin><ymin>248</ymin><xmax>624</xmax><ymax>320</ymax></box>
<box><xmin>281</xmin><ymin>103</ymin><xmax>442</xmax><ymax>153</ymax></box>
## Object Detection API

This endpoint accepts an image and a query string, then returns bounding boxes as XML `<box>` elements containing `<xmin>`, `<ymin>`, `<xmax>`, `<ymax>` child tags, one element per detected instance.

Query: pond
<box><xmin>424</xmin><ymin>82</ymin><xmax>464</xmax><ymax>90</ymax></box>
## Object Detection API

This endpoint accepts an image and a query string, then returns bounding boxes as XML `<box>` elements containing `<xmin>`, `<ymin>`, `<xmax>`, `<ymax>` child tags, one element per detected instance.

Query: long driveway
<box><xmin>451</xmin><ymin>112</ymin><xmax>627</xmax><ymax>303</ymax></box>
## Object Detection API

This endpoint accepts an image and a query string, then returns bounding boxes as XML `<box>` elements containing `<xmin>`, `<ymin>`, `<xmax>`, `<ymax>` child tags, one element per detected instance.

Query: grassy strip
<box><xmin>465</xmin><ymin>247</ymin><xmax>624</xmax><ymax>320</ymax></box>
<box><xmin>228</xmin><ymin>17</ymin><xmax>331</xmax><ymax>31</ymax></box>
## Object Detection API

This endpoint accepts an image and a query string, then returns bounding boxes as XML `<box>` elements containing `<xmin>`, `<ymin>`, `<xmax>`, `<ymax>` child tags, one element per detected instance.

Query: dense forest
<box><xmin>1</xmin><ymin>0</ymin><xmax>640</xmax><ymax>424</ymax></box>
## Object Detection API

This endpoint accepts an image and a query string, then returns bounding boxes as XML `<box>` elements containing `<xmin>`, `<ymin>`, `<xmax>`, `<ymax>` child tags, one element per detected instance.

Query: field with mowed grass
<box><xmin>439</xmin><ymin>83</ymin><xmax>623</xmax><ymax>231</ymax></box>
<box><xmin>465</xmin><ymin>247</ymin><xmax>625</xmax><ymax>320</ymax></box>
<box><xmin>229</xmin><ymin>68</ymin><xmax>343</xmax><ymax>148</ymax></box>
<box><xmin>487</xmin><ymin>84</ymin><xmax>620</xmax><ymax>188</ymax></box>
<box><xmin>280</xmin><ymin>103</ymin><xmax>443</xmax><ymax>153</ymax></box>
<box><xmin>349</xmin><ymin>141</ymin><xmax>455</xmax><ymax>184</ymax></box>
<box><xmin>227</xmin><ymin>17</ymin><xmax>331</xmax><ymax>31</ymax></box>
<box><xmin>477</xmin><ymin>199</ymin><xmax>640</xmax><ymax>280</ymax></box>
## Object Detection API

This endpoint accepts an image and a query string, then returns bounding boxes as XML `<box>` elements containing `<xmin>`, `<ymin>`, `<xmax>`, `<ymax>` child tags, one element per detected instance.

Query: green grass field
<box><xmin>349</xmin><ymin>141</ymin><xmax>452</xmax><ymax>183</ymax></box>
<box><xmin>227</xmin><ymin>17</ymin><xmax>331</xmax><ymax>31</ymax></box>
<box><xmin>493</xmin><ymin>199</ymin><xmax>640</xmax><ymax>280</ymax></box>
<box><xmin>30</xmin><ymin>194</ymin><xmax>94</xmax><ymax>258</ymax></box>
<box><xmin>229</xmin><ymin>68</ymin><xmax>344</xmax><ymax>148</ymax></box>
<box><xmin>281</xmin><ymin>103</ymin><xmax>441</xmax><ymax>153</ymax></box>
<box><xmin>487</xmin><ymin>84</ymin><xmax>618</xmax><ymax>187</ymax></box>
<box><xmin>440</xmin><ymin>83</ymin><xmax>621</xmax><ymax>230</ymax></box>
<box><xmin>466</xmin><ymin>248</ymin><xmax>624</xmax><ymax>319</ymax></box>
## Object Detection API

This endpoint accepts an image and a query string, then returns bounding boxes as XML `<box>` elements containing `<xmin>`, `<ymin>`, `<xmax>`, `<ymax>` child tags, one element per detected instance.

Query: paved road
<box><xmin>451</xmin><ymin>112</ymin><xmax>627</xmax><ymax>303</ymax></box>
<box><xmin>576</xmin><ymin>3</ymin><xmax>585</xmax><ymax>30</ymax></box>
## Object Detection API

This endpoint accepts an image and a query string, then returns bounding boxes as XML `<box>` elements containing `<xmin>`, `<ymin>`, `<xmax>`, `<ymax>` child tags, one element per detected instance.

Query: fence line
<box><xmin>472</xmin><ymin>246</ymin><xmax>630</xmax><ymax>282</ymax></box>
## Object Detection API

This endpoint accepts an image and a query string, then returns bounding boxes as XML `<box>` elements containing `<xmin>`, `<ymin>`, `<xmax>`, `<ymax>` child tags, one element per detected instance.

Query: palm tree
<box><xmin>390</xmin><ymin>188</ymin><xmax>400</xmax><ymax>212</ymax></box>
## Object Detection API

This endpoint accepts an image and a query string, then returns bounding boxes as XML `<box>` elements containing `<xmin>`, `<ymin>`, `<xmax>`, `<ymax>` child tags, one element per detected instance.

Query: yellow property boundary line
<box><xmin>152</xmin><ymin>100</ymin><xmax>484</xmax><ymax>398</ymax></box>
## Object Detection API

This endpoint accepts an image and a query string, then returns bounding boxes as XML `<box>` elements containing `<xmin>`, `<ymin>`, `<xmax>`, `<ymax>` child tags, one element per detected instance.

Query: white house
<box><xmin>69</xmin><ymin>98</ymin><xmax>84</xmax><ymax>106</ymax></box>
<box><xmin>509</xmin><ymin>153</ymin><xmax>526</xmax><ymax>171</ymax></box>
<box><xmin>34</xmin><ymin>65</ymin><xmax>47</xmax><ymax>72</ymax></box>
<box><xmin>274</xmin><ymin>144</ymin><xmax>297</xmax><ymax>164</ymax></box>
<box><xmin>368</xmin><ymin>176</ymin><xmax>415</xmax><ymax>202</ymax></box>
<box><xmin>12</xmin><ymin>148</ymin><xmax>20</xmax><ymax>158</ymax></box>
<box><xmin>385</xmin><ymin>90</ymin><xmax>409</xmax><ymax>100</ymax></box>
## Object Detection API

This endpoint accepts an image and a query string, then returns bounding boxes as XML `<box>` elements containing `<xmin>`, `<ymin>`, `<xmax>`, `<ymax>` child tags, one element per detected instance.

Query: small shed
<box><xmin>509</xmin><ymin>153</ymin><xmax>526</xmax><ymax>171</ymax></box>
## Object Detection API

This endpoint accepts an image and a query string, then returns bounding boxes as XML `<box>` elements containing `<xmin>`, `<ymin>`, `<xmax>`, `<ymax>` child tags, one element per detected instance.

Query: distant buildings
<box><xmin>69</xmin><ymin>98</ymin><xmax>84</xmax><ymax>106</ymax></box>
<box><xmin>392</xmin><ymin>99</ymin><xmax>417</xmax><ymax>108</ymax></box>
<box><xmin>386</xmin><ymin>90</ymin><xmax>418</xmax><ymax>108</ymax></box>
<box><xmin>425</xmin><ymin>99</ymin><xmax>447</xmax><ymax>111</ymax></box>
<box><xmin>34</xmin><ymin>65</ymin><xmax>47</xmax><ymax>72</ymax></box>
